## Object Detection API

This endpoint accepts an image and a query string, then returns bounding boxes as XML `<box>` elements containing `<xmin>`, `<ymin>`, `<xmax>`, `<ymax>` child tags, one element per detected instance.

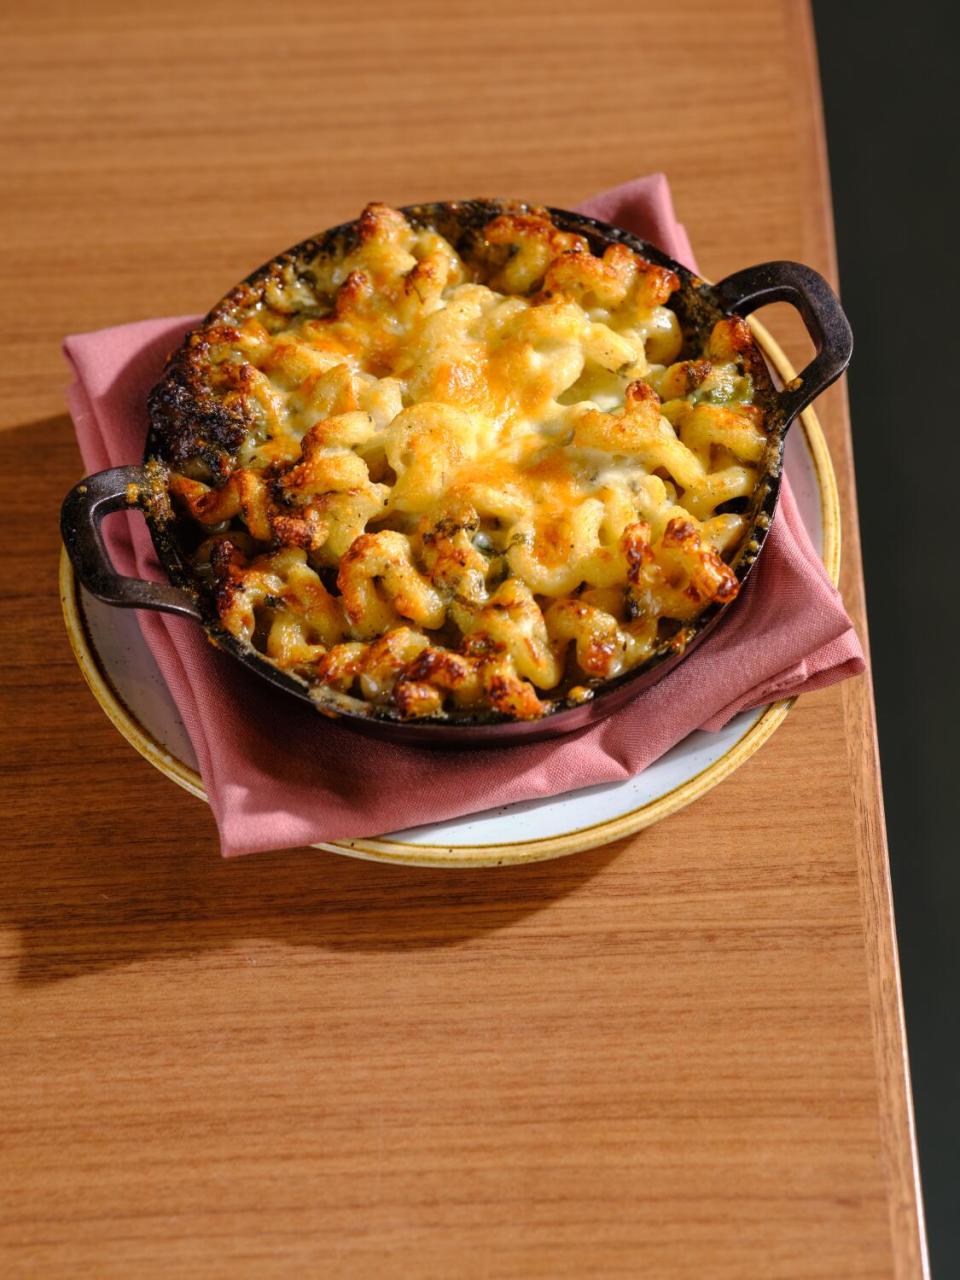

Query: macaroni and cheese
<box><xmin>149</xmin><ymin>202</ymin><xmax>771</xmax><ymax>721</ymax></box>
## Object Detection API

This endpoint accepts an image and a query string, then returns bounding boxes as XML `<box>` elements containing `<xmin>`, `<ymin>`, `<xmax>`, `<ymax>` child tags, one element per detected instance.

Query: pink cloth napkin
<box><xmin>64</xmin><ymin>174</ymin><xmax>865</xmax><ymax>857</ymax></box>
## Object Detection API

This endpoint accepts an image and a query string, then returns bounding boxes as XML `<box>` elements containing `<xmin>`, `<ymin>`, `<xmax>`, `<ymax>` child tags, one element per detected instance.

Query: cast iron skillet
<box><xmin>60</xmin><ymin>200</ymin><xmax>853</xmax><ymax>746</ymax></box>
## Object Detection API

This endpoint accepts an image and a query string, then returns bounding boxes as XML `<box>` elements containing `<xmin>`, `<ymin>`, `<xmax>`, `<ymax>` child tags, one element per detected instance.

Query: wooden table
<box><xmin>0</xmin><ymin>1</ymin><xmax>927</xmax><ymax>1275</ymax></box>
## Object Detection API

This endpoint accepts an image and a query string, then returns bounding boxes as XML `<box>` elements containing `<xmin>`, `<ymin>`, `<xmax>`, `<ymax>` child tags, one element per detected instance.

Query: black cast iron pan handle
<box><xmin>60</xmin><ymin>465</ymin><xmax>203</xmax><ymax>622</ymax></box>
<box><xmin>711</xmin><ymin>261</ymin><xmax>853</xmax><ymax>426</ymax></box>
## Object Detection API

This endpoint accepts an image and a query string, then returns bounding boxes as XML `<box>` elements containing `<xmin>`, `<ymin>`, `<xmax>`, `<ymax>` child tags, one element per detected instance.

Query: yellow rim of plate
<box><xmin>59</xmin><ymin>318</ymin><xmax>841</xmax><ymax>867</ymax></box>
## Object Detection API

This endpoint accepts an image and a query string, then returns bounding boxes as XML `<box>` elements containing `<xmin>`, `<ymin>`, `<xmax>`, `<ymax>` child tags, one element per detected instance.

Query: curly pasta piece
<box><xmin>506</xmin><ymin>498</ymin><xmax>607</xmax><ymax>596</ymax></box>
<box><xmin>169</xmin><ymin>469</ymin><xmax>273</xmax><ymax>542</ymax></box>
<box><xmin>277</xmin><ymin>412</ymin><xmax>379</xmax><ymax>495</ymax></box>
<box><xmin>574</xmin><ymin>381</ymin><xmax>758</xmax><ymax>520</ymax></box>
<box><xmin>480</xmin><ymin>651</ymin><xmax>545</xmax><ymax>720</ymax></box>
<box><xmin>386</xmin><ymin>404</ymin><xmax>490</xmax><ymax>513</ymax></box>
<box><xmin>483</xmin><ymin>212</ymin><xmax>588</xmax><ymax>293</ymax></box>
<box><xmin>393</xmin><ymin>646</ymin><xmax>483</xmax><ymax>718</ymax></box>
<box><xmin>209</xmin><ymin>544</ymin><xmax>346</xmax><ymax>660</ymax></box>
<box><xmin>660</xmin><ymin>518</ymin><xmax>740</xmax><ymax>608</ymax></box>
<box><xmin>545</xmin><ymin>598</ymin><xmax>631</xmax><ymax>679</ymax></box>
<box><xmin>317</xmin><ymin>628</ymin><xmax>431</xmax><ymax>705</ymax></box>
<box><xmin>451</xmin><ymin>578</ymin><xmax>560</xmax><ymax>689</ymax></box>
<box><xmin>338</xmin><ymin>531</ymin><xmax>446</xmax><ymax>639</ymax></box>
<box><xmin>417</xmin><ymin>502</ymin><xmax>490</xmax><ymax>606</ymax></box>
<box><xmin>623</xmin><ymin>518</ymin><xmax>739</xmax><ymax>622</ymax></box>
<box><xmin>505</xmin><ymin>301</ymin><xmax>639</xmax><ymax>373</ymax></box>
<box><xmin>671</xmin><ymin>401</ymin><xmax>767</xmax><ymax>466</ymax></box>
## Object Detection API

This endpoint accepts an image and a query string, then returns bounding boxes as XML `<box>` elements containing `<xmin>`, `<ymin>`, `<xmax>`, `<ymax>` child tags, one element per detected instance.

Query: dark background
<box><xmin>812</xmin><ymin>3</ymin><xmax>959</xmax><ymax>1273</ymax></box>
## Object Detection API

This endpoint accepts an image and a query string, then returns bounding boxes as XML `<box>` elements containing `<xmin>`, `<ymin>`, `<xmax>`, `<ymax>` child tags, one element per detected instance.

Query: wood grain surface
<box><xmin>0</xmin><ymin>1</ymin><xmax>927</xmax><ymax>1275</ymax></box>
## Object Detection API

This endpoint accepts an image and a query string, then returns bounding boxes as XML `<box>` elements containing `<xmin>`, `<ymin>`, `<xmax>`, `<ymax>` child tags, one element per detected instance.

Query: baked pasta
<box><xmin>149</xmin><ymin>201</ymin><xmax>774</xmax><ymax>723</ymax></box>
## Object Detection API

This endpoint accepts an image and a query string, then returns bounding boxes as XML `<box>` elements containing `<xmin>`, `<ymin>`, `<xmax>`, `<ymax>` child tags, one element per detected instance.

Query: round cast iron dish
<box><xmin>60</xmin><ymin>200</ymin><xmax>853</xmax><ymax>746</ymax></box>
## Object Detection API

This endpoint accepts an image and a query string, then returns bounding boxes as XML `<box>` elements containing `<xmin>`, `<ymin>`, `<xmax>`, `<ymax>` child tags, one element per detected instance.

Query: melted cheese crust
<box><xmin>154</xmin><ymin>203</ymin><xmax>770</xmax><ymax>722</ymax></box>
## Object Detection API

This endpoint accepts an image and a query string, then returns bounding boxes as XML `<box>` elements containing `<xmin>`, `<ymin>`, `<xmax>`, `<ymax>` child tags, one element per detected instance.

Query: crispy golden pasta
<box><xmin>150</xmin><ymin>203</ymin><xmax>771</xmax><ymax>721</ymax></box>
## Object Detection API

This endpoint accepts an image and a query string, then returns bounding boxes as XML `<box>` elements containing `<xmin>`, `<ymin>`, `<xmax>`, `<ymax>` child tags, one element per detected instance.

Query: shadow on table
<box><xmin>0</xmin><ymin>411</ymin><xmax>630</xmax><ymax>987</ymax></box>
<box><xmin>5</xmin><ymin>815</ymin><xmax>630</xmax><ymax>986</ymax></box>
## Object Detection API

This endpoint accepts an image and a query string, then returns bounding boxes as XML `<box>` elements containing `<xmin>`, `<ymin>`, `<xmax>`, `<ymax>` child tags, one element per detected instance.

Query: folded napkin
<box><xmin>64</xmin><ymin>174</ymin><xmax>865</xmax><ymax>857</ymax></box>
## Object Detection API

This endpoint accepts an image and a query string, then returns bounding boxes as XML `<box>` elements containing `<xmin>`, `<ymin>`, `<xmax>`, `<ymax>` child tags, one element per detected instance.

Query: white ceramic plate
<box><xmin>60</xmin><ymin>321</ymin><xmax>840</xmax><ymax>867</ymax></box>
